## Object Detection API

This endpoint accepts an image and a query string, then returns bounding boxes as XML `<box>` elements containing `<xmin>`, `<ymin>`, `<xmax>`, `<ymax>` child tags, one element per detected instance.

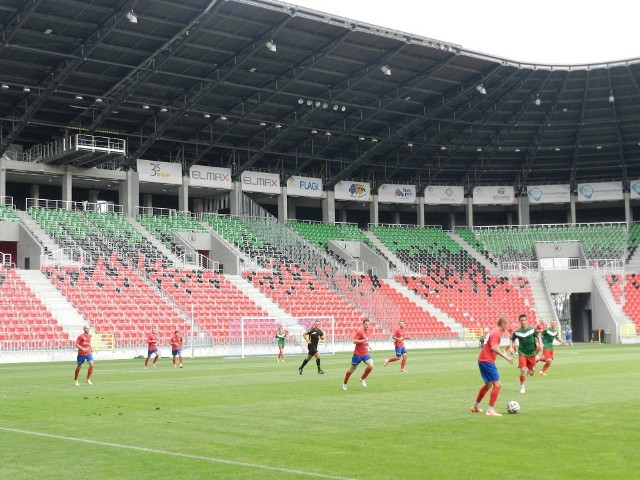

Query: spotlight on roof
<box><xmin>23</xmin><ymin>86</ymin><xmax>31</xmax><ymax>93</ymax></box>
<box><xmin>325</xmin><ymin>131</ymin><xmax>331</xmax><ymax>136</ymax></box>
<box><xmin>160</xmin><ymin>106</ymin><xmax>167</xmax><ymax>112</ymax></box>
<box><xmin>203</xmin><ymin>113</ymin><xmax>211</xmax><ymax>118</ymax></box>
<box><xmin>407</xmin><ymin>143</ymin><xmax>413</xmax><ymax>148</ymax></box>
<box><xmin>311</xmin><ymin>129</ymin><xmax>318</xmax><ymax>135</ymax></box>
<box><xmin>534</xmin><ymin>95</ymin><xmax>541</xmax><ymax>106</ymax></box>
<box><xmin>298</xmin><ymin>98</ymin><xmax>304</xmax><ymax>104</ymax></box>
<box><xmin>1</xmin><ymin>84</ymin><xmax>9</xmax><ymax>89</ymax></box>
<box><xmin>126</xmin><ymin>10</ymin><xmax>137</xmax><ymax>24</ymax></box>
<box><xmin>95</xmin><ymin>97</ymin><xmax>103</xmax><ymax>103</ymax></box>
<box><xmin>609</xmin><ymin>91</ymin><xmax>615</xmax><ymax>103</ymax></box>
<box><xmin>265</xmin><ymin>40</ymin><xmax>277</xmax><ymax>52</ymax></box>
<box><xmin>142</xmin><ymin>104</ymin><xmax>150</xmax><ymax>110</ymax></box>
<box><xmin>358</xmin><ymin>136</ymin><xmax>365</xmax><ymax>141</ymax></box>
<box><xmin>476</xmin><ymin>84</ymin><xmax>486</xmax><ymax>95</ymax></box>
<box><xmin>341</xmin><ymin>106</ymin><xmax>346</xmax><ymax>112</ymax></box>
<box><xmin>380</xmin><ymin>65</ymin><xmax>392</xmax><ymax>76</ymax></box>
<box><xmin>219</xmin><ymin>115</ymin><xmax>227</xmax><ymax>121</ymax></box>
<box><xmin>275</xmin><ymin>124</ymin><xmax>281</xmax><ymax>129</ymax></box>
<box><xmin>75</xmin><ymin>95</ymin><xmax>83</xmax><ymax>100</ymax></box>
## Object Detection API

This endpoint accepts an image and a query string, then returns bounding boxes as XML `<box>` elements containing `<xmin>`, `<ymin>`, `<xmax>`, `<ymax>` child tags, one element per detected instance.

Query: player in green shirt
<box><xmin>537</xmin><ymin>320</ymin><xmax>565</xmax><ymax>375</ymax></box>
<box><xmin>509</xmin><ymin>314</ymin><xmax>541</xmax><ymax>394</ymax></box>
<box><xmin>275</xmin><ymin>326</ymin><xmax>287</xmax><ymax>363</ymax></box>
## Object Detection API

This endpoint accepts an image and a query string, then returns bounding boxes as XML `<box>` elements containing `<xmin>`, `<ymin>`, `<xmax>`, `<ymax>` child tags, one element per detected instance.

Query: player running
<box><xmin>509</xmin><ymin>314</ymin><xmax>541</xmax><ymax>394</ymax></box>
<box><xmin>343</xmin><ymin>319</ymin><xmax>374</xmax><ymax>390</ymax></box>
<box><xmin>383</xmin><ymin>320</ymin><xmax>408</xmax><ymax>372</ymax></box>
<box><xmin>144</xmin><ymin>327</ymin><xmax>160</xmax><ymax>370</ymax></box>
<box><xmin>298</xmin><ymin>320</ymin><xmax>325</xmax><ymax>375</ymax></box>
<box><xmin>170</xmin><ymin>329</ymin><xmax>184</xmax><ymax>369</ymax></box>
<box><xmin>74</xmin><ymin>325</ymin><xmax>94</xmax><ymax>386</ymax></box>
<box><xmin>537</xmin><ymin>320</ymin><xmax>565</xmax><ymax>375</ymax></box>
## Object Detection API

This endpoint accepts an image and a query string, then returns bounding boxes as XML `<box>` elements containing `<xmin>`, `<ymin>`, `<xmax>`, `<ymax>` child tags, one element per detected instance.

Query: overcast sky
<box><xmin>289</xmin><ymin>0</ymin><xmax>640</xmax><ymax>65</ymax></box>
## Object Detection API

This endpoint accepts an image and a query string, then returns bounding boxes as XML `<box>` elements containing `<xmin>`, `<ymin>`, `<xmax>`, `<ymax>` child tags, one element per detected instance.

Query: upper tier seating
<box><xmin>43</xmin><ymin>255</ymin><xmax>190</xmax><ymax>346</ymax></box>
<box><xmin>0</xmin><ymin>203</ymin><xmax>20</xmax><ymax>222</ymax></box>
<box><xmin>147</xmin><ymin>267</ymin><xmax>270</xmax><ymax>342</ymax></box>
<box><xmin>473</xmin><ymin>224</ymin><xmax>626</xmax><ymax>264</ymax></box>
<box><xmin>29</xmin><ymin>206</ymin><xmax>169</xmax><ymax>270</ymax></box>
<box><xmin>137</xmin><ymin>211</ymin><xmax>208</xmax><ymax>260</ymax></box>
<box><xmin>289</xmin><ymin>221</ymin><xmax>377</xmax><ymax>250</ymax></box>
<box><xmin>0</xmin><ymin>265</ymin><xmax>70</xmax><ymax>349</ymax></box>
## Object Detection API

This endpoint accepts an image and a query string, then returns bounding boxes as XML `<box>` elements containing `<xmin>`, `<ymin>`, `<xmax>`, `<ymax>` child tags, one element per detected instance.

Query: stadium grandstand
<box><xmin>1</xmin><ymin>0</ymin><xmax>640</xmax><ymax>361</ymax></box>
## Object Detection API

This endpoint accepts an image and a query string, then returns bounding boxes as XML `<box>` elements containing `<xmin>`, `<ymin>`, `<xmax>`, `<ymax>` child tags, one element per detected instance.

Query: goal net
<box><xmin>228</xmin><ymin>316</ymin><xmax>335</xmax><ymax>358</ymax></box>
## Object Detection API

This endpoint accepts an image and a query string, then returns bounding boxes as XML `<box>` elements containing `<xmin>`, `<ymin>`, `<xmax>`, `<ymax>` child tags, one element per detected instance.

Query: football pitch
<box><xmin>1</xmin><ymin>344</ymin><xmax>639</xmax><ymax>479</ymax></box>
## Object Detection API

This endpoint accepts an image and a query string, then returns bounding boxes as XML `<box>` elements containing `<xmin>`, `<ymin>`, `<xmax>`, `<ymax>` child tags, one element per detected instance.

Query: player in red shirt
<box><xmin>383</xmin><ymin>320</ymin><xmax>408</xmax><ymax>372</ymax></box>
<box><xmin>170</xmin><ymin>329</ymin><xmax>184</xmax><ymax>369</ymax></box>
<box><xmin>144</xmin><ymin>327</ymin><xmax>160</xmax><ymax>369</ymax></box>
<box><xmin>74</xmin><ymin>325</ymin><xmax>94</xmax><ymax>386</ymax></box>
<box><xmin>342</xmin><ymin>319</ymin><xmax>374</xmax><ymax>390</ymax></box>
<box><xmin>470</xmin><ymin>317</ymin><xmax>514</xmax><ymax>416</ymax></box>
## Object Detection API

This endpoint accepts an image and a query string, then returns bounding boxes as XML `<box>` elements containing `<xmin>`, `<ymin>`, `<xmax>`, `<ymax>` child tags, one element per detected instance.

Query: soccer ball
<box><xmin>507</xmin><ymin>400</ymin><xmax>520</xmax><ymax>414</ymax></box>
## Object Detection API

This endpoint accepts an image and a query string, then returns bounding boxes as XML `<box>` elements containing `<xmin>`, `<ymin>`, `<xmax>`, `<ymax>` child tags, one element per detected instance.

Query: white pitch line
<box><xmin>0</xmin><ymin>426</ymin><xmax>357</xmax><ymax>480</ymax></box>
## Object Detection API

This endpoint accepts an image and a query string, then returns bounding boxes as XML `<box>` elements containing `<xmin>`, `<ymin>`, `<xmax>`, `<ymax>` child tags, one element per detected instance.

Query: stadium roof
<box><xmin>1</xmin><ymin>0</ymin><xmax>640</xmax><ymax>195</ymax></box>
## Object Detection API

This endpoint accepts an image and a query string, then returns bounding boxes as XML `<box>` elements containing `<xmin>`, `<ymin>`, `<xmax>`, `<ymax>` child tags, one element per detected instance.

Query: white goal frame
<box><xmin>230</xmin><ymin>316</ymin><xmax>335</xmax><ymax>358</ymax></box>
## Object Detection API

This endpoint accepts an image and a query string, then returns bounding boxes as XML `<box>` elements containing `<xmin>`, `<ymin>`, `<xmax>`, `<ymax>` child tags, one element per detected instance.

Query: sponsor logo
<box><xmin>298</xmin><ymin>181</ymin><xmax>319</xmax><ymax>191</ymax></box>
<box><xmin>348</xmin><ymin>183</ymin><xmax>367</xmax><ymax>198</ymax></box>
<box><xmin>631</xmin><ymin>181</ymin><xmax>640</xmax><ymax>196</ymax></box>
<box><xmin>191</xmin><ymin>170</ymin><xmax>230</xmax><ymax>182</ymax></box>
<box><xmin>528</xmin><ymin>187</ymin><xmax>543</xmax><ymax>202</ymax></box>
<box><xmin>242</xmin><ymin>176</ymin><xmax>279</xmax><ymax>187</ymax></box>
<box><xmin>393</xmin><ymin>187</ymin><xmax>413</xmax><ymax>198</ymax></box>
<box><xmin>579</xmin><ymin>184</ymin><xmax>594</xmax><ymax>199</ymax></box>
<box><xmin>445</xmin><ymin>187</ymin><xmax>453</xmax><ymax>197</ymax></box>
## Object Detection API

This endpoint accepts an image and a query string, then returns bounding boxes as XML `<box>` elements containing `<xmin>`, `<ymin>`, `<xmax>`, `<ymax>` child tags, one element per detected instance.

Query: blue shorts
<box><xmin>395</xmin><ymin>347</ymin><xmax>407</xmax><ymax>357</ymax></box>
<box><xmin>478</xmin><ymin>361</ymin><xmax>500</xmax><ymax>383</ymax></box>
<box><xmin>148</xmin><ymin>348</ymin><xmax>158</xmax><ymax>356</ymax></box>
<box><xmin>172</xmin><ymin>349</ymin><xmax>182</xmax><ymax>356</ymax></box>
<box><xmin>351</xmin><ymin>354</ymin><xmax>372</xmax><ymax>365</ymax></box>
<box><xmin>77</xmin><ymin>353</ymin><xmax>94</xmax><ymax>365</ymax></box>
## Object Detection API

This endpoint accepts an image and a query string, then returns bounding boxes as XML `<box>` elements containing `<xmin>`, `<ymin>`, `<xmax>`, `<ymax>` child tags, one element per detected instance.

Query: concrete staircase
<box><xmin>384</xmin><ymin>278</ymin><xmax>465</xmax><ymax>337</ymax></box>
<box><xmin>363</xmin><ymin>230</ymin><xmax>407</xmax><ymax>275</ymax></box>
<box><xmin>128</xmin><ymin>217</ymin><xmax>182</xmax><ymax>266</ymax></box>
<box><xmin>16</xmin><ymin>269</ymin><xmax>87</xmax><ymax>338</ymax></box>
<box><xmin>526</xmin><ymin>276</ymin><xmax>557</xmax><ymax>322</ymax></box>
<box><xmin>593</xmin><ymin>274</ymin><xmax>628</xmax><ymax>322</ymax></box>
<box><xmin>16</xmin><ymin>210</ymin><xmax>70</xmax><ymax>262</ymax></box>
<box><xmin>225</xmin><ymin>274</ymin><xmax>291</xmax><ymax>318</ymax></box>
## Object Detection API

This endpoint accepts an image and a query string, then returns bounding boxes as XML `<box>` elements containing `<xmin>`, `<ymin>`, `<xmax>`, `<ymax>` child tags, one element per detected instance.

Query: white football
<box><xmin>507</xmin><ymin>400</ymin><xmax>520</xmax><ymax>414</ymax></box>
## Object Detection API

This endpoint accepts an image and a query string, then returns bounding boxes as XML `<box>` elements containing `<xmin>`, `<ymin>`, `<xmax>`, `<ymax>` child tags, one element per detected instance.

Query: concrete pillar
<box><xmin>338</xmin><ymin>209</ymin><xmax>347</xmax><ymax>223</ymax></box>
<box><xmin>287</xmin><ymin>197</ymin><xmax>297</xmax><ymax>221</ymax></box>
<box><xmin>570</xmin><ymin>195</ymin><xmax>576</xmax><ymax>224</ymax></box>
<box><xmin>277</xmin><ymin>186</ymin><xmax>288</xmax><ymax>223</ymax></box>
<box><xmin>229</xmin><ymin>181</ymin><xmax>242</xmax><ymax>216</ymax></box>
<box><xmin>322</xmin><ymin>191</ymin><xmax>335</xmax><ymax>224</ymax></box>
<box><xmin>119</xmin><ymin>170</ymin><xmax>139</xmax><ymax>218</ymax></box>
<box><xmin>0</xmin><ymin>159</ymin><xmax>6</xmax><ymax>201</ymax></box>
<box><xmin>449</xmin><ymin>212</ymin><xmax>456</xmax><ymax>230</ymax></box>
<box><xmin>518</xmin><ymin>194</ymin><xmax>530</xmax><ymax>225</ymax></box>
<box><xmin>507</xmin><ymin>211</ymin><xmax>513</xmax><ymax>226</ymax></box>
<box><xmin>143</xmin><ymin>194</ymin><xmax>153</xmax><ymax>208</ymax></box>
<box><xmin>417</xmin><ymin>197</ymin><xmax>425</xmax><ymax>226</ymax></box>
<box><xmin>369</xmin><ymin>194</ymin><xmax>379</xmax><ymax>226</ymax></box>
<box><xmin>30</xmin><ymin>184</ymin><xmax>40</xmax><ymax>202</ymax></box>
<box><xmin>192</xmin><ymin>198</ymin><xmax>203</xmax><ymax>214</ymax></box>
<box><xmin>88</xmin><ymin>190</ymin><xmax>99</xmax><ymax>204</ymax></box>
<box><xmin>62</xmin><ymin>168</ymin><xmax>73</xmax><ymax>205</ymax></box>
<box><xmin>178</xmin><ymin>175</ymin><xmax>189</xmax><ymax>212</ymax></box>
<box><xmin>466</xmin><ymin>196</ymin><xmax>474</xmax><ymax>227</ymax></box>
<box><xmin>624</xmin><ymin>191</ymin><xmax>632</xmax><ymax>226</ymax></box>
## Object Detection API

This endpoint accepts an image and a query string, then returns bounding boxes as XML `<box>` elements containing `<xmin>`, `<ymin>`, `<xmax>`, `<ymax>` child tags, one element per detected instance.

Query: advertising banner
<box><xmin>240</xmin><ymin>171</ymin><xmax>280</xmax><ymax>194</ymax></box>
<box><xmin>335</xmin><ymin>180</ymin><xmax>371</xmax><ymax>202</ymax></box>
<box><xmin>472</xmin><ymin>186</ymin><xmax>515</xmax><ymax>205</ymax></box>
<box><xmin>378</xmin><ymin>184</ymin><xmax>416</xmax><ymax>204</ymax></box>
<box><xmin>631</xmin><ymin>179</ymin><xmax>640</xmax><ymax>200</ymax></box>
<box><xmin>287</xmin><ymin>175</ymin><xmax>323</xmax><ymax>198</ymax></box>
<box><xmin>137</xmin><ymin>159</ymin><xmax>183</xmax><ymax>185</ymax></box>
<box><xmin>189</xmin><ymin>165</ymin><xmax>233</xmax><ymax>189</ymax></box>
<box><xmin>577</xmin><ymin>181</ymin><xmax>623</xmax><ymax>202</ymax></box>
<box><xmin>424</xmin><ymin>185</ymin><xmax>465</xmax><ymax>205</ymax></box>
<box><xmin>527</xmin><ymin>184</ymin><xmax>571</xmax><ymax>204</ymax></box>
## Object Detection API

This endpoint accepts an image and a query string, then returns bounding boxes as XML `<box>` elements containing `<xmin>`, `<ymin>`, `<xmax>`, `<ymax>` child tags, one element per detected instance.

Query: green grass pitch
<box><xmin>1</xmin><ymin>344</ymin><xmax>640</xmax><ymax>479</ymax></box>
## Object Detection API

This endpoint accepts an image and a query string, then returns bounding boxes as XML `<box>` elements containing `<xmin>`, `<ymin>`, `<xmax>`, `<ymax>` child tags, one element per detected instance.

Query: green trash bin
<box><xmin>604</xmin><ymin>332</ymin><xmax>611</xmax><ymax>344</ymax></box>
